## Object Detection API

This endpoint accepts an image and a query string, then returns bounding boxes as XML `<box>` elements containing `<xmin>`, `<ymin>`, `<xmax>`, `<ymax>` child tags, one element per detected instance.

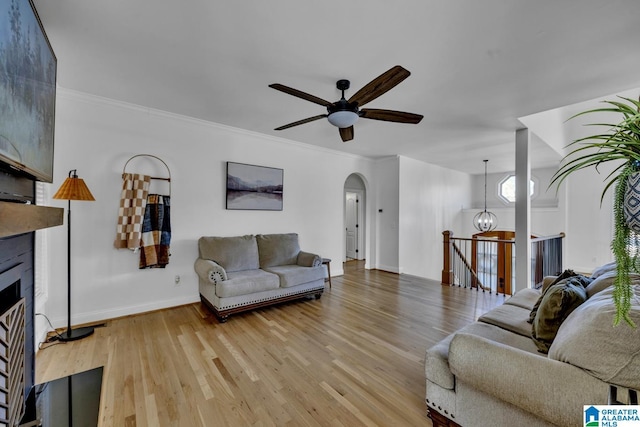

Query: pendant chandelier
<box><xmin>473</xmin><ymin>159</ymin><xmax>497</xmax><ymax>232</ymax></box>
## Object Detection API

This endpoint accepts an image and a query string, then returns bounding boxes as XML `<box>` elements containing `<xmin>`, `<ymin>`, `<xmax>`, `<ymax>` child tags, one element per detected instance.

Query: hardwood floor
<box><xmin>36</xmin><ymin>261</ymin><xmax>506</xmax><ymax>426</ymax></box>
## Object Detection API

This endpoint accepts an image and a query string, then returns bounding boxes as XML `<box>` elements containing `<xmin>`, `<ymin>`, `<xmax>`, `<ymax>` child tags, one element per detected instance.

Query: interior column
<box><xmin>515</xmin><ymin>127</ymin><xmax>531</xmax><ymax>293</ymax></box>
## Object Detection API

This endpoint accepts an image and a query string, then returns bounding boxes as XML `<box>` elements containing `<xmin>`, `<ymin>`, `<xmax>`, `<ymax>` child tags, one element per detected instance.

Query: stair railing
<box><xmin>442</xmin><ymin>230</ymin><xmax>564</xmax><ymax>295</ymax></box>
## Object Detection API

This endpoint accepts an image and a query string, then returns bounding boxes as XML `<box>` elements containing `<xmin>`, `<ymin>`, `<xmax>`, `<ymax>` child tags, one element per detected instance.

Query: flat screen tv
<box><xmin>0</xmin><ymin>0</ymin><xmax>56</xmax><ymax>183</ymax></box>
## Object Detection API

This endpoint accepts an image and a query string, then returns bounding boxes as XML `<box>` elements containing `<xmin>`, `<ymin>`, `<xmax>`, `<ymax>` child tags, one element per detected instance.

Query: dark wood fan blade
<box><xmin>274</xmin><ymin>114</ymin><xmax>327</xmax><ymax>130</ymax></box>
<box><xmin>347</xmin><ymin>66</ymin><xmax>411</xmax><ymax>107</ymax></box>
<box><xmin>269</xmin><ymin>84</ymin><xmax>333</xmax><ymax>107</ymax></box>
<box><xmin>360</xmin><ymin>108</ymin><xmax>423</xmax><ymax>124</ymax></box>
<box><xmin>339</xmin><ymin>126</ymin><xmax>354</xmax><ymax>142</ymax></box>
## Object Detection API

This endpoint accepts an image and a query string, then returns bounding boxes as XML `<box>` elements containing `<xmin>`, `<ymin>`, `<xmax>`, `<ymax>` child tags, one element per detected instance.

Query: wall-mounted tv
<box><xmin>0</xmin><ymin>0</ymin><xmax>56</xmax><ymax>183</ymax></box>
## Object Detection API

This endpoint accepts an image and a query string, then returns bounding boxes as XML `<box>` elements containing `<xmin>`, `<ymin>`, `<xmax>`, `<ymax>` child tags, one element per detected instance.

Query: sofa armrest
<box><xmin>194</xmin><ymin>258</ymin><xmax>228</xmax><ymax>284</ymax></box>
<box><xmin>449</xmin><ymin>332</ymin><xmax>608</xmax><ymax>427</ymax></box>
<box><xmin>297</xmin><ymin>251</ymin><xmax>321</xmax><ymax>267</ymax></box>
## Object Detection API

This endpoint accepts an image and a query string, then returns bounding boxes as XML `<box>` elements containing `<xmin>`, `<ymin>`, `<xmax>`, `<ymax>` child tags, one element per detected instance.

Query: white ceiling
<box><xmin>33</xmin><ymin>0</ymin><xmax>640</xmax><ymax>175</ymax></box>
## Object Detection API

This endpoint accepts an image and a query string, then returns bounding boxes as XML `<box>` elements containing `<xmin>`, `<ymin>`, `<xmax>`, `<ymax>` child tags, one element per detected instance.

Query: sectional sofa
<box><xmin>425</xmin><ymin>263</ymin><xmax>640</xmax><ymax>426</ymax></box>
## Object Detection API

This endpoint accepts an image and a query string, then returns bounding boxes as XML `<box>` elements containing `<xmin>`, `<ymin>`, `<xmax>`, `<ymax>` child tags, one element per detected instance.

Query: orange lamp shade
<box><xmin>52</xmin><ymin>171</ymin><xmax>95</xmax><ymax>201</ymax></box>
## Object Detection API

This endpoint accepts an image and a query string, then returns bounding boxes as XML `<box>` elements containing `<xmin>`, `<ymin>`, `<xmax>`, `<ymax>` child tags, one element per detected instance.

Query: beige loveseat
<box><xmin>425</xmin><ymin>263</ymin><xmax>640</xmax><ymax>427</ymax></box>
<box><xmin>194</xmin><ymin>233</ymin><xmax>325</xmax><ymax>322</ymax></box>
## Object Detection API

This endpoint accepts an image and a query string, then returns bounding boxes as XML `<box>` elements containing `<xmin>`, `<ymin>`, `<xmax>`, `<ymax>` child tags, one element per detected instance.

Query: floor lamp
<box><xmin>53</xmin><ymin>169</ymin><xmax>96</xmax><ymax>341</ymax></box>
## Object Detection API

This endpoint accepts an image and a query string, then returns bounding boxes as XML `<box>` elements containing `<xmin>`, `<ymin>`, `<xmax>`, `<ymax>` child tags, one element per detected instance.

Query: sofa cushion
<box><xmin>198</xmin><ymin>235</ymin><xmax>259</xmax><ymax>273</ymax></box>
<box><xmin>548</xmin><ymin>285</ymin><xmax>640</xmax><ymax>390</ymax></box>
<box><xmin>256</xmin><ymin>233</ymin><xmax>300</xmax><ymax>268</ymax></box>
<box><xmin>264</xmin><ymin>265</ymin><xmax>325</xmax><ymax>288</ymax></box>
<box><xmin>504</xmin><ymin>288</ymin><xmax>541</xmax><ymax>311</ymax></box>
<box><xmin>584</xmin><ymin>270</ymin><xmax>640</xmax><ymax>298</ymax></box>
<box><xmin>478</xmin><ymin>304</ymin><xmax>533</xmax><ymax>337</ymax></box>
<box><xmin>216</xmin><ymin>269</ymin><xmax>280</xmax><ymax>298</ymax></box>
<box><xmin>590</xmin><ymin>261</ymin><xmax>616</xmax><ymax>279</ymax></box>
<box><xmin>531</xmin><ymin>280</ymin><xmax>587</xmax><ymax>353</ymax></box>
<box><xmin>584</xmin><ymin>270</ymin><xmax>617</xmax><ymax>298</ymax></box>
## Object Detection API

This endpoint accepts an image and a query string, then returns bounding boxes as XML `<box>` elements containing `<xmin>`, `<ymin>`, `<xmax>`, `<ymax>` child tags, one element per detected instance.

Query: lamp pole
<box><xmin>53</xmin><ymin>169</ymin><xmax>96</xmax><ymax>341</ymax></box>
<box><xmin>66</xmin><ymin>198</ymin><xmax>71</xmax><ymax>336</ymax></box>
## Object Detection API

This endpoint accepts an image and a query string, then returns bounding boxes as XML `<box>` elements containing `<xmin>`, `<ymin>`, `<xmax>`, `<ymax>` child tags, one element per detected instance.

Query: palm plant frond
<box><xmin>552</xmin><ymin>95</ymin><xmax>640</xmax><ymax>327</ymax></box>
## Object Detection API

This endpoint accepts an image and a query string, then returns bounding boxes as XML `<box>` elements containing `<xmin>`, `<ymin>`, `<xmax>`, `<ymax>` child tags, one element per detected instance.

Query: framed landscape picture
<box><xmin>226</xmin><ymin>162</ymin><xmax>283</xmax><ymax>210</ymax></box>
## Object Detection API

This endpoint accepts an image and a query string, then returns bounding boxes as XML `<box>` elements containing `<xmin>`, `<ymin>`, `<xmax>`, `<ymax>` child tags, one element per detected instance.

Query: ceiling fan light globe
<box><xmin>327</xmin><ymin>111</ymin><xmax>359</xmax><ymax>128</ymax></box>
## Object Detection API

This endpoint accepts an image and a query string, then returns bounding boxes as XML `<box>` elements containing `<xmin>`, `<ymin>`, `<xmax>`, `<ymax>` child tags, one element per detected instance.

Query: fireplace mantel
<box><xmin>0</xmin><ymin>201</ymin><xmax>64</xmax><ymax>238</ymax></box>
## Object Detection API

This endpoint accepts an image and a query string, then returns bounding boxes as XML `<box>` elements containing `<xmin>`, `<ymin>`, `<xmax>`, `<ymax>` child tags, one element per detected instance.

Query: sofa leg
<box><xmin>200</xmin><ymin>295</ymin><xmax>230</xmax><ymax>323</ymax></box>
<box><xmin>315</xmin><ymin>292</ymin><xmax>322</xmax><ymax>300</ymax></box>
<box><xmin>214</xmin><ymin>310</ymin><xmax>229</xmax><ymax>323</ymax></box>
<box><xmin>427</xmin><ymin>408</ymin><xmax>460</xmax><ymax>427</ymax></box>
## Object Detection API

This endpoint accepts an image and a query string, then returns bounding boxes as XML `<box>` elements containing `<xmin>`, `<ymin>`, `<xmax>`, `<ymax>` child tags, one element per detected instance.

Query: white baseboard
<box><xmin>49</xmin><ymin>294</ymin><xmax>201</xmax><ymax>329</ymax></box>
<box><xmin>34</xmin><ymin>315</ymin><xmax>50</xmax><ymax>354</ymax></box>
<box><xmin>376</xmin><ymin>264</ymin><xmax>401</xmax><ymax>274</ymax></box>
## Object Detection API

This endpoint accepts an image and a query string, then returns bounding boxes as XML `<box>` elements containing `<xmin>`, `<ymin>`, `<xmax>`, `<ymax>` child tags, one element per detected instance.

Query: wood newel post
<box><xmin>442</xmin><ymin>230</ymin><xmax>453</xmax><ymax>285</ymax></box>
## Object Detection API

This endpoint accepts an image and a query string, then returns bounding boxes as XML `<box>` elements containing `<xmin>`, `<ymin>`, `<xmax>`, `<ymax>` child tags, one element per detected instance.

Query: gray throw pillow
<box><xmin>528</xmin><ymin>270</ymin><xmax>587</xmax><ymax>324</ymax></box>
<box><xmin>531</xmin><ymin>280</ymin><xmax>587</xmax><ymax>354</ymax></box>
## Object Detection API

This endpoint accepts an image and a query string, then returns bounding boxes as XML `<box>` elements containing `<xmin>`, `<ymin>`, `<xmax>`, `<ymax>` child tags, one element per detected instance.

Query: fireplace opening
<box><xmin>0</xmin><ymin>263</ymin><xmax>26</xmax><ymax>427</ymax></box>
<box><xmin>0</xmin><ymin>275</ymin><xmax>20</xmax><ymax>313</ymax></box>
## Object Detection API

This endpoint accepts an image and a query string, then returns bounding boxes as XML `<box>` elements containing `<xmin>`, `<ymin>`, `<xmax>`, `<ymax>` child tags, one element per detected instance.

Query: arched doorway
<box><xmin>344</xmin><ymin>173</ymin><xmax>366</xmax><ymax>262</ymax></box>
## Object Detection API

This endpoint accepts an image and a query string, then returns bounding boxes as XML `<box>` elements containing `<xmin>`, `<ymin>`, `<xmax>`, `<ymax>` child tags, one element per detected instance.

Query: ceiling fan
<box><xmin>269</xmin><ymin>65</ymin><xmax>423</xmax><ymax>142</ymax></box>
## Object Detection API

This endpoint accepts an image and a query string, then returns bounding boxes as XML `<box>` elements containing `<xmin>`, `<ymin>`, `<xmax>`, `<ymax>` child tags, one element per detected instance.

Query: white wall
<box><xmin>459</xmin><ymin>144</ymin><xmax>617</xmax><ymax>276</ymax></box>
<box><xmin>365</xmin><ymin>154</ymin><xmax>483</xmax><ymax>280</ymax></box>
<box><xmin>556</xmin><ymin>101</ymin><xmax>632</xmax><ymax>273</ymax></box>
<box><xmin>563</xmin><ymin>165</ymin><xmax>616</xmax><ymax>273</ymax></box>
<box><xmin>520</xmin><ymin>88</ymin><xmax>640</xmax><ymax>273</ymax></box>
<box><xmin>345</xmin><ymin>173</ymin><xmax>366</xmax><ymax>190</ymax></box>
<box><xmin>460</xmin><ymin>207</ymin><xmax>564</xmax><ymax>238</ymax></box>
<box><xmin>470</xmin><ymin>167</ymin><xmax>560</xmax><ymax>209</ymax></box>
<box><xmin>373</xmin><ymin>157</ymin><xmax>400</xmax><ymax>273</ymax></box>
<box><xmin>398</xmin><ymin>156</ymin><xmax>472</xmax><ymax>280</ymax></box>
<box><xmin>463</xmin><ymin>166</ymin><xmax>563</xmax><ymax>237</ymax></box>
<box><xmin>460</xmin><ymin>165</ymin><xmax>615</xmax><ymax>274</ymax></box>
<box><xmin>42</xmin><ymin>89</ymin><xmax>378</xmax><ymax>327</ymax></box>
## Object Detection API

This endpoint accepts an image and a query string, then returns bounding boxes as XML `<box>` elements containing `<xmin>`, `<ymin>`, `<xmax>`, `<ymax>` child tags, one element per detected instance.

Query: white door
<box><xmin>346</xmin><ymin>192</ymin><xmax>358</xmax><ymax>259</ymax></box>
